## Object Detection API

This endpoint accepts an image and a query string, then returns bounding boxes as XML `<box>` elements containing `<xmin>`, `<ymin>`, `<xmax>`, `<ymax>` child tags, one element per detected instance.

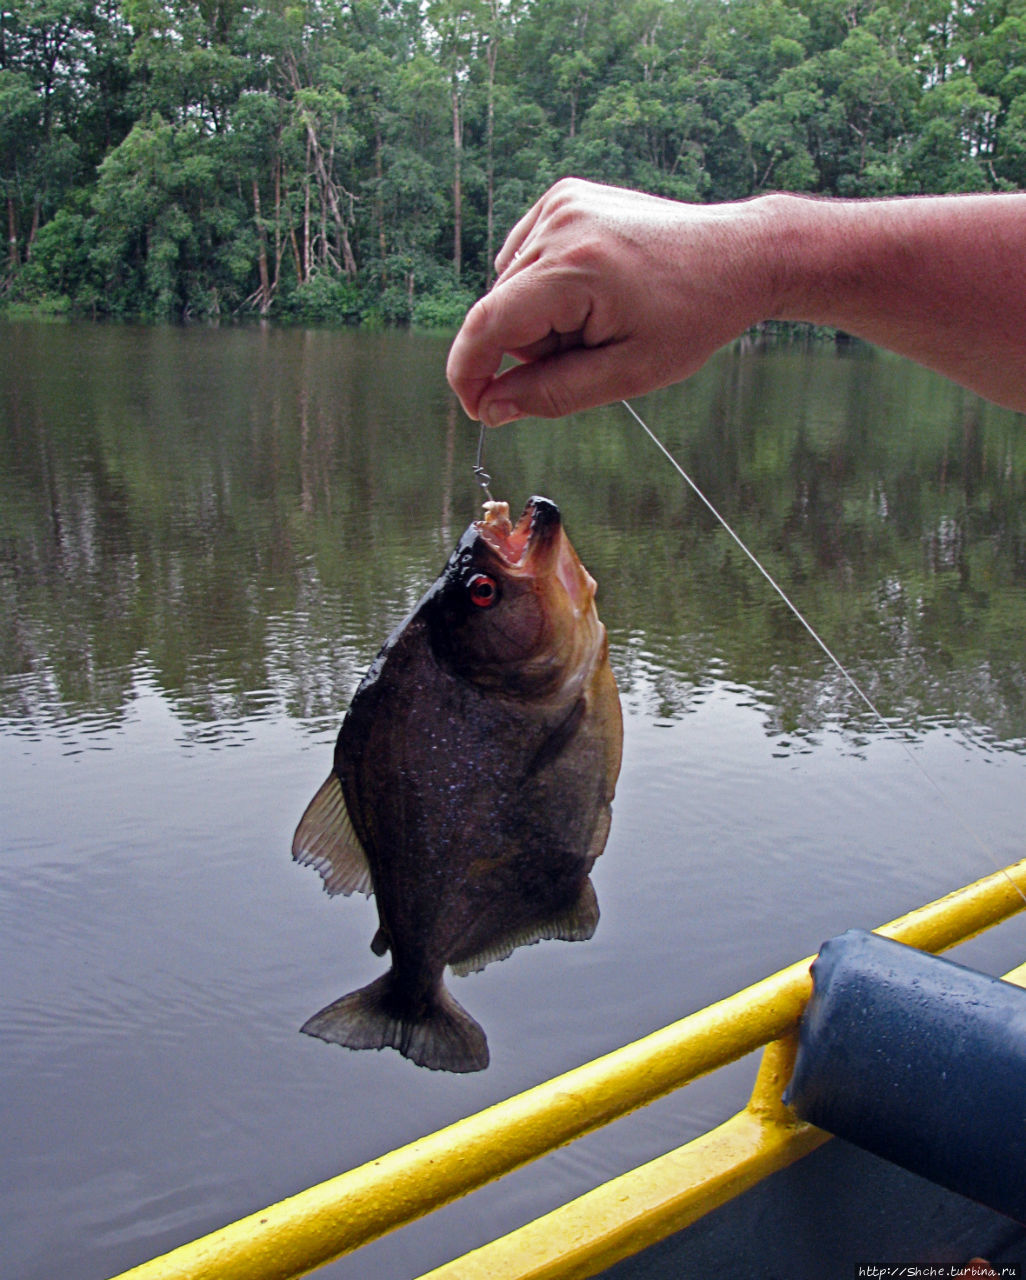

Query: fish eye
<box><xmin>467</xmin><ymin>573</ymin><xmax>499</xmax><ymax>608</ymax></box>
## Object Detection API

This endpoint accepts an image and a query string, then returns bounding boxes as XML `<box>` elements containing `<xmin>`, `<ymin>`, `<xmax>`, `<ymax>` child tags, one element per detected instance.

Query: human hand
<box><xmin>446</xmin><ymin>178</ymin><xmax>780</xmax><ymax>424</ymax></box>
<box><xmin>448</xmin><ymin>180</ymin><xmax>1026</xmax><ymax>420</ymax></box>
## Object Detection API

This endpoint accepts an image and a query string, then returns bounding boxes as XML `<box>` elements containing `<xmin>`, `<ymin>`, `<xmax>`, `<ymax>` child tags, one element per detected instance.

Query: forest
<box><xmin>2</xmin><ymin>0</ymin><xmax>1025</xmax><ymax>324</ymax></box>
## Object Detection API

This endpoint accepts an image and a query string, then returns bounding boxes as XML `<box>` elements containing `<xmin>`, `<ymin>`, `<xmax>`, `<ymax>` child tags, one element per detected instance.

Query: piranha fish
<box><xmin>292</xmin><ymin>496</ymin><xmax>623</xmax><ymax>1073</ymax></box>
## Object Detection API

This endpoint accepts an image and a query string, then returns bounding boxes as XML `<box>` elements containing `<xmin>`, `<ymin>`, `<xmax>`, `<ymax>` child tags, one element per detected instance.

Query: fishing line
<box><xmin>473</xmin><ymin>422</ymin><xmax>495</xmax><ymax>503</ymax></box>
<box><xmin>620</xmin><ymin>398</ymin><xmax>1026</xmax><ymax>907</ymax></box>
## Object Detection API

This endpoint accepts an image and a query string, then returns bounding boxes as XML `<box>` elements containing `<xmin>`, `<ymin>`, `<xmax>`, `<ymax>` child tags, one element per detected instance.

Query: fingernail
<box><xmin>481</xmin><ymin>400</ymin><xmax>521</xmax><ymax>427</ymax></box>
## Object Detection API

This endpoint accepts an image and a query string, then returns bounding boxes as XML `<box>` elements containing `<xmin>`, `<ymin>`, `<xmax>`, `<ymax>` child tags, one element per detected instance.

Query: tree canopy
<box><xmin>2</xmin><ymin>0</ymin><xmax>1024</xmax><ymax>323</ymax></box>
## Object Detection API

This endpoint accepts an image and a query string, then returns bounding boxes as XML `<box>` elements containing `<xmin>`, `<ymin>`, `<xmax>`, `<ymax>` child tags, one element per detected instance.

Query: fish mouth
<box><xmin>476</xmin><ymin>496</ymin><xmax>561</xmax><ymax>569</ymax></box>
<box><xmin>476</xmin><ymin>496</ymin><xmax>595</xmax><ymax>608</ymax></box>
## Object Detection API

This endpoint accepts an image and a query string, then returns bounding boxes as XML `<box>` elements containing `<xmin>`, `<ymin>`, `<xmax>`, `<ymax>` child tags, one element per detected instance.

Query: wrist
<box><xmin>751</xmin><ymin>192</ymin><xmax>918</xmax><ymax>331</ymax></box>
<box><xmin>748</xmin><ymin>191</ymin><xmax>836</xmax><ymax>324</ymax></box>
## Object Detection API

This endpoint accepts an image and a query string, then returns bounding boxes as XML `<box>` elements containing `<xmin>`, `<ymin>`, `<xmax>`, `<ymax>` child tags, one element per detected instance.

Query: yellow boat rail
<box><xmin>108</xmin><ymin>857</ymin><xmax>1026</xmax><ymax>1280</ymax></box>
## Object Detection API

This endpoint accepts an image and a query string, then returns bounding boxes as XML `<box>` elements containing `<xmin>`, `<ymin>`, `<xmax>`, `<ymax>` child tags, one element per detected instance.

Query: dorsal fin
<box><xmin>292</xmin><ymin>773</ymin><xmax>373</xmax><ymax>897</ymax></box>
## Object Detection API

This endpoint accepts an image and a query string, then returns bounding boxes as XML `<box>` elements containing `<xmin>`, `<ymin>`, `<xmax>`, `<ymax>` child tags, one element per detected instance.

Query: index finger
<box><xmin>492</xmin><ymin>191</ymin><xmax>548</xmax><ymax>276</ymax></box>
<box><xmin>446</xmin><ymin>274</ymin><xmax>592</xmax><ymax>418</ymax></box>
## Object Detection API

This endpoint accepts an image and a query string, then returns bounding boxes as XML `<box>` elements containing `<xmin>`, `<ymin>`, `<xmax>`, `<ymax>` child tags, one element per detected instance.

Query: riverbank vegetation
<box><xmin>3</xmin><ymin>0</ymin><xmax>1025</xmax><ymax>323</ymax></box>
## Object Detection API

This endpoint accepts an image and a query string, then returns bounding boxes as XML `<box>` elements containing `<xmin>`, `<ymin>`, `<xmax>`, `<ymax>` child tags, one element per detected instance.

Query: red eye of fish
<box><xmin>467</xmin><ymin>573</ymin><xmax>499</xmax><ymax>608</ymax></box>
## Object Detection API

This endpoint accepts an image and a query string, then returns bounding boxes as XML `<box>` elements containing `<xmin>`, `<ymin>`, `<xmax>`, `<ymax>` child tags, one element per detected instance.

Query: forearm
<box><xmin>446</xmin><ymin>180</ymin><xmax>1026</xmax><ymax>423</ymax></box>
<box><xmin>759</xmin><ymin>191</ymin><xmax>1026</xmax><ymax>412</ymax></box>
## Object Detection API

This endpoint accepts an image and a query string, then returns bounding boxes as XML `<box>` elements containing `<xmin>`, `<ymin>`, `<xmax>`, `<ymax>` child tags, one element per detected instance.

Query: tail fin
<box><xmin>300</xmin><ymin>972</ymin><xmax>489</xmax><ymax>1073</ymax></box>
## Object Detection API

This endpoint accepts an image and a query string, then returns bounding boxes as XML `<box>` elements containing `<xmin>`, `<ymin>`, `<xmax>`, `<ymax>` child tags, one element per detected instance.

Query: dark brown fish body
<box><xmin>292</xmin><ymin>496</ymin><xmax>622</xmax><ymax>1072</ymax></box>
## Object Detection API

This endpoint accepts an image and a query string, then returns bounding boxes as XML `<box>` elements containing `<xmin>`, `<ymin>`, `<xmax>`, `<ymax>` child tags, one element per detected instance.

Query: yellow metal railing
<box><xmin>108</xmin><ymin>856</ymin><xmax>1026</xmax><ymax>1280</ymax></box>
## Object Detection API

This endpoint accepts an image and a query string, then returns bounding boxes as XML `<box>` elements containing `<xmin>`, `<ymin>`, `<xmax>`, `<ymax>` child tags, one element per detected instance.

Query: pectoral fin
<box><xmin>449</xmin><ymin>877</ymin><xmax>600</xmax><ymax>976</ymax></box>
<box><xmin>292</xmin><ymin>773</ymin><xmax>373</xmax><ymax>897</ymax></box>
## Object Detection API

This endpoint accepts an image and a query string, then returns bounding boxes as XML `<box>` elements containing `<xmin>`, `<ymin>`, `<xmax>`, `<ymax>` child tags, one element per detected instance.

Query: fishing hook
<box><xmin>473</xmin><ymin>421</ymin><xmax>495</xmax><ymax>503</ymax></box>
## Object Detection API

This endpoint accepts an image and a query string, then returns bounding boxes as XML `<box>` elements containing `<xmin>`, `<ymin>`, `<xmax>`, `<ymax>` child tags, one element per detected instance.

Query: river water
<box><xmin>3</xmin><ymin>319</ymin><xmax>1026</xmax><ymax>1278</ymax></box>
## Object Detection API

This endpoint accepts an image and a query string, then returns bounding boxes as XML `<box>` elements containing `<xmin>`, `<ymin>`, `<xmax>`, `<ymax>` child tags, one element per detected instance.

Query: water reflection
<box><xmin>3</xmin><ymin>321</ymin><xmax>1026</xmax><ymax>750</ymax></box>
<box><xmin>4</xmin><ymin>320</ymin><xmax>1026</xmax><ymax>1280</ymax></box>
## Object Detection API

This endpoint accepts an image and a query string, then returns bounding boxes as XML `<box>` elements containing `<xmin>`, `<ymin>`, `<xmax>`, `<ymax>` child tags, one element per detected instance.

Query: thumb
<box><xmin>477</xmin><ymin>341</ymin><xmax>661</xmax><ymax>425</ymax></box>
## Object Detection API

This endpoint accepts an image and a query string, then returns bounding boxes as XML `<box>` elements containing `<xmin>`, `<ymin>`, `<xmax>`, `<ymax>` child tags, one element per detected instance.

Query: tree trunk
<box><xmin>285</xmin><ymin>50</ymin><xmax>357</xmax><ymax>279</ymax></box>
<box><xmin>290</xmin><ymin>220</ymin><xmax>304</xmax><ymax>285</ymax></box>
<box><xmin>301</xmin><ymin>115</ymin><xmax>358</xmax><ymax>278</ymax></box>
<box><xmin>26</xmin><ymin>199</ymin><xmax>40</xmax><ymax>259</ymax></box>
<box><xmin>485</xmin><ymin>36</ymin><xmax>498</xmax><ymax>287</ymax></box>
<box><xmin>303</xmin><ymin>140</ymin><xmax>311</xmax><ymax>283</ymax></box>
<box><xmin>452</xmin><ymin>81</ymin><xmax>462</xmax><ymax>283</ymax></box>
<box><xmin>320</xmin><ymin>184</ymin><xmax>328</xmax><ymax>268</ymax></box>
<box><xmin>7</xmin><ymin>195</ymin><xmax>17</xmax><ymax>272</ymax></box>
<box><xmin>253</xmin><ymin>178</ymin><xmax>272</xmax><ymax>314</ymax></box>
<box><xmin>375</xmin><ymin>120</ymin><xmax>387</xmax><ymax>272</ymax></box>
<box><xmin>272</xmin><ymin>157</ymin><xmax>282</xmax><ymax>293</ymax></box>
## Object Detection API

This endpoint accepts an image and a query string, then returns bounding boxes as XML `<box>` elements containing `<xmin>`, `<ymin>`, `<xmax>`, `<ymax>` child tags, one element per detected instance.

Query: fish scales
<box><xmin>292</xmin><ymin>496</ymin><xmax>623</xmax><ymax>1073</ymax></box>
<box><xmin>340</xmin><ymin>640</ymin><xmax>611</xmax><ymax>966</ymax></box>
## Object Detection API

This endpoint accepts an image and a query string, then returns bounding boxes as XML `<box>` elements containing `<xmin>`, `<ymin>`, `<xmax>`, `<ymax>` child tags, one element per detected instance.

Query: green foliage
<box><xmin>286</xmin><ymin>271</ymin><xmax>364</xmax><ymax>322</ymax></box>
<box><xmin>3</xmin><ymin>0</ymin><xmax>1025</xmax><ymax>320</ymax></box>
<box><xmin>412</xmin><ymin>283</ymin><xmax>477</xmax><ymax>328</ymax></box>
